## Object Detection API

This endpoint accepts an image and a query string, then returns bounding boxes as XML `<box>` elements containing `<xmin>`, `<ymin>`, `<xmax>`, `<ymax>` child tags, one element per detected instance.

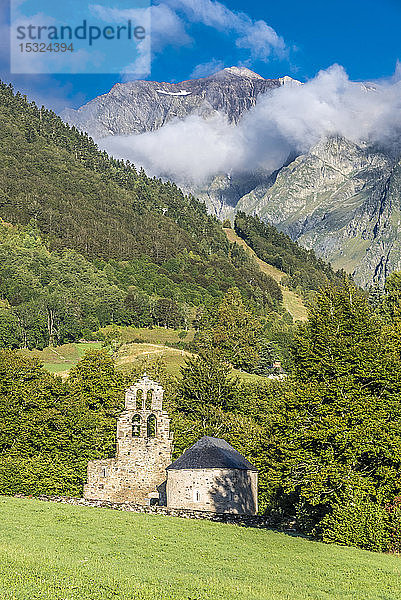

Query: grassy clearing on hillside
<box><xmin>18</xmin><ymin>335</ymin><xmax>267</xmax><ymax>382</ymax></box>
<box><xmin>18</xmin><ymin>328</ymin><xmax>194</xmax><ymax>377</ymax></box>
<box><xmin>230</xmin><ymin>368</ymin><xmax>269</xmax><ymax>383</ymax></box>
<box><xmin>116</xmin><ymin>342</ymin><xmax>266</xmax><ymax>382</ymax></box>
<box><xmin>0</xmin><ymin>497</ymin><xmax>400</xmax><ymax>600</ymax></box>
<box><xmin>223</xmin><ymin>228</ymin><xmax>308</xmax><ymax>322</ymax></box>
<box><xmin>224</xmin><ymin>228</ymin><xmax>286</xmax><ymax>283</ymax></box>
<box><xmin>116</xmin><ymin>342</ymin><xmax>191</xmax><ymax>377</ymax></box>
<box><xmin>20</xmin><ymin>342</ymin><xmax>102</xmax><ymax>375</ymax></box>
<box><xmin>282</xmin><ymin>289</ymin><xmax>308</xmax><ymax>322</ymax></box>
<box><xmin>98</xmin><ymin>325</ymin><xmax>195</xmax><ymax>345</ymax></box>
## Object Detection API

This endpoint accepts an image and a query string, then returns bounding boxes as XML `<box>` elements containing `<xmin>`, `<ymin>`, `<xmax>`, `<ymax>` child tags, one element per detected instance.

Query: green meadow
<box><xmin>0</xmin><ymin>496</ymin><xmax>399</xmax><ymax>600</ymax></box>
<box><xmin>20</xmin><ymin>342</ymin><xmax>102</xmax><ymax>375</ymax></box>
<box><xmin>19</xmin><ymin>329</ymin><xmax>267</xmax><ymax>382</ymax></box>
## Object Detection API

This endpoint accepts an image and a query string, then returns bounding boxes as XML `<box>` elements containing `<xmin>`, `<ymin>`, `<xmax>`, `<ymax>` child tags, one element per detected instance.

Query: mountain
<box><xmin>61</xmin><ymin>67</ymin><xmax>401</xmax><ymax>286</ymax></box>
<box><xmin>61</xmin><ymin>66</ymin><xmax>303</xmax><ymax>223</ymax></box>
<box><xmin>0</xmin><ymin>80</ymin><xmax>346</xmax><ymax>350</ymax></box>
<box><xmin>237</xmin><ymin>136</ymin><xmax>401</xmax><ymax>286</ymax></box>
<box><xmin>186</xmin><ymin>170</ymin><xmax>277</xmax><ymax>222</ymax></box>
<box><xmin>62</xmin><ymin>67</ymin><xmax>301</xmax><ymax>137</ymax></box>
<box><xmin>0</xmin><ymin>80</ymin><xmax>288</xmax><ymax>347</ymax></box>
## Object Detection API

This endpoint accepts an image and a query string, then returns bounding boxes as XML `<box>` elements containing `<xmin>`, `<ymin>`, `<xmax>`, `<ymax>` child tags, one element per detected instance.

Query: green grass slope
<box><xmin>20</xmin><ymin>342</ymin><xmax>102</xmax><ymax>374</ymax></box>
<box><xmin>224</xmin><ymin>227</ymin><xmax>308</xmax><ymax>321</ymax></box>
<box><xmin>99</xmin><ymin>325</ymin><xmax>195</xmax><ymax>345</ymax></box>
<box><xmin>20</xmin><ymin>332</ymin><xmax>267</xmax><ymax>382</ymax></box>
<box><xmin>1</xmin><ymin>497</ymin><xmax>400</xmax><ymax>600</ymax></box>
<box><xmin>234</xmin><ymin>212</ymin><xmax>345</xmax><ymax>297</ymax></box>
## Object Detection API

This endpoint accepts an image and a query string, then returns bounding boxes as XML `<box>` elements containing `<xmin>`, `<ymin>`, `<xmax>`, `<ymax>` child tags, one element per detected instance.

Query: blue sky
<box><xmin>0</xmin><ymin>0</ymin><xmax>400</xmax><ymax>111</ymax></box>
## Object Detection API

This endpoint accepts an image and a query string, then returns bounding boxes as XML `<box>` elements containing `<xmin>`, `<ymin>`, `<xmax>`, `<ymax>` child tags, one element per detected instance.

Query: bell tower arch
<box><xmin>84</xmin><ymin>375</ymin><xmax>173</xmax><ymax>505</ymax></box>
<box><xmin>116</xmin><ymin>375</ymin><xmax>171</xmax><ymax>455</ymax></box>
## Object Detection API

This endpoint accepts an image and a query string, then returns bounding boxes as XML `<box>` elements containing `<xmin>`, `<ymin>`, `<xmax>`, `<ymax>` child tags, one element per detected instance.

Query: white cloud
<box><xmin>90</xmin><ymin>0</ymin><xmax>285</xmax><ymax>65</ymax></box>
<box><xmin>98</xmin><ymin>64</ymin><xmax>401</xmax><ymax>186</ymax></box>
<box><xmin>158</xmin><ymin>0</ymin><xmax>286</xmax><ymax>61</ymax></box>
<box><xmin>89</xmin><ymin>4</ymin><xmax>151</xmax><ymax>78</ymax></box>
<box><xmin>190</xmin><ymin>58</ymin><xmax>225</xmax><ymax>78</ymax></box>
<box><xmin>89</xmin><ymin>2</ymin><xmax>193</xmax><ymax>53</ymax></box>
<box><xmin>88</xmin><ymin>2</ymin><xmax>190</xmax><ymax>78</ymax></box>
<box><xmin>256</xmin><ymin>65</ymin><xmax>401</xmax><ymax>152</ymax></box>
<box><xmin>120</xmin><ymin>45</ymin><xmax>151</xmax><ymax>80</ymax></box>
<box><xmin>151</xmin><ymin>3</ymin><xmax>193</xmax><ymax>51</ymax></box>
<box><xmin>235</xmin><ymin>18</ymin><xmax>285</xmax><ymax>60</ymax></box>
<box><xmin>101</xmin><ymin>114</ymin><xmax>243</xmax><ymax>183</ymax></box>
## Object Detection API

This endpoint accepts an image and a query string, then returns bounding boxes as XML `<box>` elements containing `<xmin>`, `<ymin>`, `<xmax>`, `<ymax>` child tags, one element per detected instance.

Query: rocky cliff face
<box><xmin>190</xmin><ymin>170</ymin><xmax>278</xmax><ymax>222</ymax></box>
<box><xmin>62</xmin><ymin>67</ymin><xmax>299</xmax><ymax>137</ymax></box>
<box><xmin>237</xmin><ymin>136</ymin><xmax>401</xmax><ymax>286</ymax></box>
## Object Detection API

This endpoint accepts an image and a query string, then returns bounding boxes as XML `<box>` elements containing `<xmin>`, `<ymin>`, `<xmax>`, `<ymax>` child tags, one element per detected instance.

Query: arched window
<box><xmin>147</xmin><ymin>414</ymin><xmax>157</xmax><ymax>438</ymax></box>
<box><xmin>132</xmin><ymin>414</ymin><xmax>141</xmax><ymax>437</ymax></box>
<box><xmin>136</xmin><ymin>389</ymin><xmax>143</xmax><ymax>410</ymax></box>
<box><xmin>145</xmin><ymin>390</ymin><xmax>153</xmax><ymax>410</ymax></box>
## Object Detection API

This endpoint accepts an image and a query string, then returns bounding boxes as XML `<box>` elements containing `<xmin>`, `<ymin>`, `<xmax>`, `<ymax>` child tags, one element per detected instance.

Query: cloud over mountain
<box><xmin>100</xmin><ymin>64</ymin><xmax>401</xmax><ymax>186</ymax></box>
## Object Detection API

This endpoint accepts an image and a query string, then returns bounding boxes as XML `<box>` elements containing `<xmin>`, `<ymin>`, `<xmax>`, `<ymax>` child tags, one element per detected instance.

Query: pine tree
<box><xmin>198</xmin><ymin>288</ymin><xmax>261</xmax><ymax>372</ymax></box>
<box><xmin>291</xmin><ymin>282</ymin><xmax>382</xmax><ymax>389</ymax></box>
<box><xmin>176</xmin><ymin>349</ymin><xmax>239</xmax><ymax>414</ymax></box>
<box><xmin>254</xmin><ymin>340</ymin><xmax>275</xmax><ymax>376</ymax></box>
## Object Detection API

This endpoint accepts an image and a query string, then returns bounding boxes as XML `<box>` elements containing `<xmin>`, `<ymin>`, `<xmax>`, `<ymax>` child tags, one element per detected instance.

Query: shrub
<box><xmin>321</xmin><ymin>492</ymin><xmax>391</xmax><ymax>552</ymax></box>
<box><xmin>385</xmin><ymin>496</ymin><xmax>401</xmax><ymax>554</ymax></box>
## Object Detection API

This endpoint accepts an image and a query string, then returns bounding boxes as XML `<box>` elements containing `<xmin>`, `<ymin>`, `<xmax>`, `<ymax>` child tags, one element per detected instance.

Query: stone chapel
<box><xmin>84</xmin><ymin>375</ymin><xmax>258</xmax><ymax>515</ymax></box>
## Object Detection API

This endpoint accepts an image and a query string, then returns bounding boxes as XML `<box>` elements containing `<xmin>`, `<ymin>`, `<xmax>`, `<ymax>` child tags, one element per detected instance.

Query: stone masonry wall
<box><xmin>15</xmin><ymin>495</ymin><xmax>283</xmax><ymax>530</ymax></box>
<box><xmin>84</xmin><ymin>438</ymin><xmax>172</xmax><ymax>503</ymax></box>
<box><xmin>167</xmin><ymin>468</ymin><xmax>258</xmax><ymax>515</ymax></box>
<box><xmin>84</xmin><ymin>376</ymin><xmax>173</xmax><ymax>504</ymax></box>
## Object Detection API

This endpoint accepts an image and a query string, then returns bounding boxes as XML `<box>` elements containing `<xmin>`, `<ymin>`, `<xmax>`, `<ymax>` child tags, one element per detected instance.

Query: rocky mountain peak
<box><xmin>213</xmin><ymin>66</ymin><xmax>265</xmax><ymax>80</ymax></box>
<box><xmin>278</xmin><ymin>75</ymin><xmax>303</xmax><ymax>87</ymax></box>
<box><xmin>62</xmin><ymin>68</ymin><xmax>281</xmax><ymax>137</ymax></box>
<box><xmin>60</xmin><ymin>67</ymin><xmax>401</xmax><ymax>287</ymax></box>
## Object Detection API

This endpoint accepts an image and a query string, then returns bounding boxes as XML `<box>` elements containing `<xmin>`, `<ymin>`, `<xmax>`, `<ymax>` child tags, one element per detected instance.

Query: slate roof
<box><xmin>167</xmin><ymin>436</ymin><xmax>258</xmax><ymax>472</ymax></box>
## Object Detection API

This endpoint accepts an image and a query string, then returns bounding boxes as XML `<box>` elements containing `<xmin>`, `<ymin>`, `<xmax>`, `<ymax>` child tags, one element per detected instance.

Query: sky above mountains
<box><xmin>0</xmin><ymin>0</ymin><xmax>400</xmax><ymax>111</ymax></box>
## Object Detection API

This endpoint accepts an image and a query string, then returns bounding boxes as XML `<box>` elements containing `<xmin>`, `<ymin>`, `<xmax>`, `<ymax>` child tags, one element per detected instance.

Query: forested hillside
<box><xmin>234</xmin><ymin>212</ymin><xmax>345</xmax><ymax>297</ymax></box>
<box><xmin>0</xmin><ymin>81</ymin><xmax>345</xmax><ymax>352</ymax></box>
<box><xmin>0</xmin><ymin>82</ymin><xmax>287</xmax><ymax>347</ymax></box>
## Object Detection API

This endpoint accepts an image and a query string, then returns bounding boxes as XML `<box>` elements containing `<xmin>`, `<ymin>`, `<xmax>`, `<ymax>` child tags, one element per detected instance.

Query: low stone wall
<box><xmin>14</xmin><ymin>494</ymin><xmax>293</xmax><ymax>530</ymax></box>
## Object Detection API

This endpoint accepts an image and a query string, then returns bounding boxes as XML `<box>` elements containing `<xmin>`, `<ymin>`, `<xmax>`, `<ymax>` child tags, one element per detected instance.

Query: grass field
<box><xmin>18</xmin><ymin>333</ymin><xmax>267</xmax><ymax>382</ymax></box>
<box><xmin>98</xmin><ymin>325</ymin><xmax>195</xmax><ymax>345</ymax></box>
<box><xmin>20</xmin><ymin>342</ymin><xmax>102</xmax><ymax>376</ymax></box>
<box><xmin>18</xmin><ymin>328</ymin><xmax>195</xmax><ymax>377</ymax></box>
<box><xmin>116</xmin><ymin>342</ymin><xmax>266</xmax><ymax>382</ymax></box>
<box><xmin>0</xmin><ymin>496</ymin><xmax>400</xmax><ymax>600</ymax></box>
<box><xmin>223</xmin><ymin>228</ymin><xmax>308</xmax><ymax>322</ymax></box>
<box><xmin>116</xmin><ymin>342</ymin><xmax>191</xmax><ymax>377</ymax></box>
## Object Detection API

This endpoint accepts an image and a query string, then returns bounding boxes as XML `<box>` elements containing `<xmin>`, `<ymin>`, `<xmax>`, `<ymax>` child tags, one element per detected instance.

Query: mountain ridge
<box><xmin>62</xmin><ymin>67</ymin><xmax>300</xmax><ymax>137</ymax></box>
<box><xmin>237</xmin><ymin>136</ymin><xmax>401</xmax><ymax>285</ymax></box>
<box><xmin>0</xmin><ymin>79</ymin><xmax>346</xmax><ymax>351</ymax></box>
<box><xmin>59</xmin><ymin>67</ymin><xmax>401</xmax><ymax>286</ymax></box>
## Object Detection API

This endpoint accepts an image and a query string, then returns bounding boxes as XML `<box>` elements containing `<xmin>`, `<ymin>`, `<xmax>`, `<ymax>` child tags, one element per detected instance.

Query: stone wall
<box><xmin>84</xmin><ymin>376</ymin><xmax>173</xmax><ymax>504</ymax></box>
<box><xmin>166</xmin><ymin>468</ymin><xmax>258</xmax><ymax>515</ymax></box>
<box><xmin>14</xmin><ymin>495</ymin><xmax>282</xmax><ymax>530</ymax></box>
<box><xmin>84</xmin><ymin>438</ymin><xmax>172</xmax><ymax>504</ymax></box>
